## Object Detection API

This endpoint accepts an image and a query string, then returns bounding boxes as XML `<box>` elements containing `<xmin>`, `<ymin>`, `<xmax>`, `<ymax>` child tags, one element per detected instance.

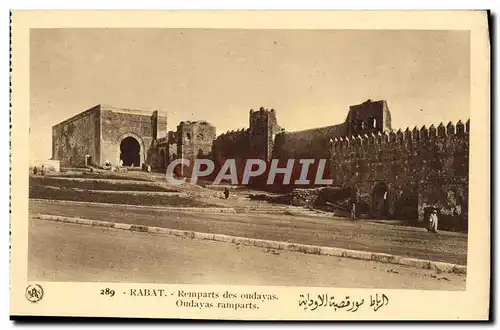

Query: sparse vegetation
<box><xmin>29</xmin><ymin>176</ymin><xmax>217</xmax><ymax>208</ymax></box>
<box><xmin>30</xmin><ymin>176</ymin><xmax>176</xmax><ymax>192</ymax></box>
<box><xmin>57</xmin><ymin>172</ymin><xmax>151</xmax><ymax>181</ymax></box>
<box><xmin>29</xmin><ymin>185</ymin><xmax>214</xmax><ymax>207</ymax></box>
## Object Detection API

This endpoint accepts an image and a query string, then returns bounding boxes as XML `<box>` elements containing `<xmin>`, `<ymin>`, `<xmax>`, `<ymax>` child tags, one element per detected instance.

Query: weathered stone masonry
<box><xmin>52</xmin><ymin>105</ymin><xmax>101</xmax><ymax>167</ymax></box>
<box><xmin>52</xmin><ymin>104</ymin><xmax>167</xmax><ymax>168</ymax></box>
<box><xmin>211</xmin><ymin>107</ymin><xmax>281</xmax><ymax>183</ymax></box>
<box><xmin>329</xmin><ymin>120</ymin><xmax>469</xmax><ymax>230</ymax></box>
<box><xmin>52</xmin><ymin>100</ymin><xmax>469</xmax><ymax>230</ymax></box>
<box><xmin>209</xmin><ymin>100</ymin><xmax>392</xmax><ymax>186</ymax></box>
<box><xmin>175</xmin><ymin>121</ymin><xmax>217</xmax><ymax>176</ymax></box>
<box><xmin>272</xmin><ymin>99</ymin><xmax>392</xmax><ymax>184</ymax></box>
<box><xmin>208</xmin><ymin>99</ymin><xmax>469</xmax><ymax>230</ymax></box>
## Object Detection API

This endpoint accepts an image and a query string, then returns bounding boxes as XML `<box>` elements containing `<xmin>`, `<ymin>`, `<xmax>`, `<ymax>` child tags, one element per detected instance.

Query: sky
<box><xmin>30</xmin><ymin>29</ymin><xmax>470</xmax><ymax>161</ymax></box>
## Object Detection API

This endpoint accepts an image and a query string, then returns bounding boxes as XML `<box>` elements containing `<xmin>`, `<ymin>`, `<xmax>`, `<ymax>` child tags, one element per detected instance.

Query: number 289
<box><xmin>100</xmin><ymin>288</ymin><xmax>115</xmax><ymax>297</ymax></box>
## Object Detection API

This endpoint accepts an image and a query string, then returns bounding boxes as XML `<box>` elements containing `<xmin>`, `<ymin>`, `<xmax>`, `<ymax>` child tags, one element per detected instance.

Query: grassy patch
<box><xmin>57</xmin><ymin>172</ymin><xmax>151</xmax><ymax>181</ymax></box>
<box><xmin>31</xmin><ymin>176</ymin><xmax>177</xmax><ymax>192</ymax></box>
<box><xmin>29</xmin><ymin>185</ymin><xmax>214</xmax><ymax>207</ymax></box>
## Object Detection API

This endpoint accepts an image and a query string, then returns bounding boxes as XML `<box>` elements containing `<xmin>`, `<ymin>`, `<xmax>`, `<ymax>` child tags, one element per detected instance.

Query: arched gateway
<box><xmin>120</xmin><ymin>136</ymin><xmax>140</xmax><ymax>166</ymax></box>
<box><xmin>117</xmin><ymin>133</ymin><xmax>145</xmax><ymax>167</ymax></box>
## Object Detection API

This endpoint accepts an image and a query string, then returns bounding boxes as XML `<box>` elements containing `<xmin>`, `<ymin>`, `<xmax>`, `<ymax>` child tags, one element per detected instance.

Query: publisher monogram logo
<box><xmin>25</xmin><ymin>284</ymin><xmax>44</xmax><ymax>303</ymax></box>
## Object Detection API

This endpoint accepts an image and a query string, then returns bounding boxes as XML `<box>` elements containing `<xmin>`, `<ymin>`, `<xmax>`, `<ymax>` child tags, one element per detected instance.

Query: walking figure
<box><xmin>427</xmin><ymin>209</ymin><xmax>439</xmax><ymax>233</ymax></box>
<box><xmin>224</xmin><ymin>187</ymin><xmax>230</xmax><ymax>199</ymax></box>
<box><xmin>33</xmin><ymin>167</ymin><xmax>38</xmax><ymax>175</ymax></box>
<box><xmin>350</xmin><ymin>196</ymin><xmax>356</xmax><ymax>219</ymax></box>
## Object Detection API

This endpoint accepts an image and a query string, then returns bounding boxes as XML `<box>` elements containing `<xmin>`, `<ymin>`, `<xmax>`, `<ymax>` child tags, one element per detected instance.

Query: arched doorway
<box><xmin>372</xmin><ymin>182</ymin><xmax>390</xmax><ymax>219</ymax></box>
<box><xmin>120</xmin><ymin>136</ymin><xmax>140</xmax><ymax>167</ymax></box>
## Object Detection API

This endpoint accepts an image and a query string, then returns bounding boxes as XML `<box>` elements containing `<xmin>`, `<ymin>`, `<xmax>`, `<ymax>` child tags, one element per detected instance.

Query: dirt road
<box><xmin>30</xmin><ymin>199</ymin><xmax>468</xmax><ymax>265</ymax></box>
<box><xmin>28</xmin><ymin>218</ymin><xmax>465</xmax><ymax>290</ymax></box>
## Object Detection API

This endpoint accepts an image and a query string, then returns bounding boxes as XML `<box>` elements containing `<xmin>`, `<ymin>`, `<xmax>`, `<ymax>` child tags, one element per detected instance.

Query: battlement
<box><xmin>216</xmin><ymin>128</ymin><xmax>249</xmax><ymax>140</ymax></box>
<box><xmin>249</xmin><ymin>107</ymin><xmax>276</xmax><ymax>115</ymax></box>
<box><xmin>178</xmin><ymin>120</ymin><xmax>213</xmax><ymax>127</ymax></box>
<box><xmin>331</xmin><ymin>119</ymin><xmax>470</xmax><ymax>150</ymax></box>
<box><xmin>249</xmin><ymin>107</ymin><xmax>278</xmax><ymax>129</ymax></box>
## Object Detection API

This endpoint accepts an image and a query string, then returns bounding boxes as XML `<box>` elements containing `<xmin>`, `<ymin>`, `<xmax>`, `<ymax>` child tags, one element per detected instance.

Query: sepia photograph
<box><xmin>10</xmin><ymin>10</ymin><xmax>490</xmax><ymax>320</ymax></box>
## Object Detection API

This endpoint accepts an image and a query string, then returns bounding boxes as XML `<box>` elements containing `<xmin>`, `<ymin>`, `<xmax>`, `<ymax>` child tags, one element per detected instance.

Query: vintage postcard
<box><xmin>10</xmin><ymin>10</ymin><xmax>490</xmax><ymax>320</ymax></box>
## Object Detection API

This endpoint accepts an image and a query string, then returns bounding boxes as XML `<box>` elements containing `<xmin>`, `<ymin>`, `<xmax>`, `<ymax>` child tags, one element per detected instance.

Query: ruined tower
<box><xmin>346</xmin><ymin>99</ymin><xmax>392</xmax><ymax>136</ymax></box>
<box><xmin>151</xmin><ymin>110</ymin><xmax>168</xmax><ymax>141</ymax></box>
<box><xmin>176</xmin><ymin>120</ymin><xmax>216</xmax><ymax>176</ymax></box>
<box><xmin>248</xmin><ymin>107</ymin><xmax>281</xmax><ymax>162</ymax></box>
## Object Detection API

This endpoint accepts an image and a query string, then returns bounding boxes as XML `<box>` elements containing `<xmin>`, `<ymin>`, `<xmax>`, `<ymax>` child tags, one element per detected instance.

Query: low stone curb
<box><xmin>33</xmin><ymin>213</ymin><xmax>466</xmax><ymax>275</ymax></box>
<box><xmin>30</xmin><ymin>199</ymin><xmax>237</xmax><ymax>214</ymax></box>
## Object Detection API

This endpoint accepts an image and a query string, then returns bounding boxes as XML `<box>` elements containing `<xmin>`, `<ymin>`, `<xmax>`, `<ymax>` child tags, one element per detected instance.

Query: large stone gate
<box><xmin>52</xmin><ymin>104</ymin><xmax>167</xmax><ymax>167</ymax></box>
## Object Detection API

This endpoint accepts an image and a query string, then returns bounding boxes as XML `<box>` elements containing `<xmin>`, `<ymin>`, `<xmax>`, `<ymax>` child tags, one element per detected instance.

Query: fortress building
<box><xmin>211</xmin><ymin>99</ymin><xmax>392</xmax><ymax>184</ymax></box>
<box><xmin>51</xmin><ymin>99</ymin><xmax>469</xmax><ymax>230</ymax></box>
<box><xmin>52</xmin><ymin>104</ymin><xmax>168</xmax><ymax>168</ymax></box>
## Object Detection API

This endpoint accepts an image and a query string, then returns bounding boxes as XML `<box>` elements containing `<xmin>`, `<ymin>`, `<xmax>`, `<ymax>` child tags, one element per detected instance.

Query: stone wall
<box><xmin>52</xmin><ymin>105</ymin><xmax>100</xmax><ymax>167</ymax></box>
<box><xmin>346</xmin><ymin>99</ymin><xmax>392</xmax><ymax>136</ymax></box>
<box><xmin>53</xmin><ymin>105</ymin><xmax>168</xmax><ymax>168</ymax></box>
<box><xmin>207</xmin><ymin>100</ymin><xmax>391</xmax><ymax>188</ymax></box>
<box><xmin>212</xmin><ymin>129</ymin><xmax>250</xmax><ymax>160</ymax></box>
<box><xmin>148</xmin><ymin>137</ymin><xmax>169</xmax><ymax>169</ymax></box>
<box><xmin>249</xmin><ymin>108</ymin><xmax>281</xmax><ymax>161</ymax></box>
<box><xmin>100</xmin><ymin>106</ymin><xmax>154</xmax><ymax>166</ymax></box>
<box><xmin>329</xmin><ymin>120</ymin><xmax>469</xmax><ymax>230</ymax></box>
<box><xmin>151</xmin><ymin>110</ymin><xmax>168</xmax><ymax>141</ymax></box>
<box><xmin>169</xmin><ymin>143</ymin><xmax>178</xmax><ymax>162</ymax></box>
<box><xmin>176</xmin><ymin>121</ymin><xmax>216</xmax><ymax>176</ymax></box>
<box><xmin>211</xmin><ymin>107</ymin><xmax>281</xmax><ymax>176</ymax></box>
<box><xmin>211</xmin><ymin>107</ymin><xmax>281</xmax><ymax>186</ymax></box>
<box><xmin>274</xmin><ymin>123</ymin><xmax>347</xmax><ymax>159</ymax></box>
<box><xmin>418</xmin><ymin>177</ymin><xmax>469</xmax><ymax>231</ymax></box>
<box><xmin>211</xmin><ymin>129</ymin><xmax>250</xmax><ymax>181</ymax></box>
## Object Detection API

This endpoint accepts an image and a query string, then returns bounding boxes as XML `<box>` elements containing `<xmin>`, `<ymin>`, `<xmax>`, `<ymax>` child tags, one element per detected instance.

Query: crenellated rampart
<box><xmin>215</xmin><ymin>128</ymin><xmax>249</xmax><ymax>142</ymax></box>
<box><xmin>160</xmin><ymin>99</ymin><xmax>470</xmax><ymax>232</ymax></box>
<box><xmin>329</xmin><ymin>120</ymin><xmax>470</xmax><ymax>231</ymax></box>
<box><xmin>212</xmin><ymin>128</ymin><xmax>250</xmax><ymax>158</ymax></box>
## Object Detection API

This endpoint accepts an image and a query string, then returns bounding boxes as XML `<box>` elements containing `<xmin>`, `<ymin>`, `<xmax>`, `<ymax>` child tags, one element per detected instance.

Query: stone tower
<box><xmin>345</xmin><ymin>99</ymin><xmax>392</xmax><ymax>136</ymax></box>
<box><xmin>248</xmin><ymin>107</ymin><xmax>281</xmax><ymax>162</ymax></box>
<box><xmin>150</xmin><ymin>110</ymin><xmax>168</xmax><ymax>141</ymax></box>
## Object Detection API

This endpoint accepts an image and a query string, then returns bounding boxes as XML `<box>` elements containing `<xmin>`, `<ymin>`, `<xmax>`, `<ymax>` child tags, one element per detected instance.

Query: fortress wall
<box><xmin>211</xmin><ymin>129</ymin><xmax>251</xmax><ymax>182</ymax></box>
<box><xmin>329</xmin><ymin>120</ymin><xmax>470</xmax><ymax>230</ymax></box>
<box><xmin>52</xmin><ymin>105</ymin><xmax>101</xmax><ymax>167</ymax></box>
<box><xmin>175</xmin><ymin>121</ymin><xmax>217</xmax><ymax>176</ymax></box>
<box><xmin>100</xmin><ymin>106</ymin><xmax>154</xmax><ymax>166</ymax></box>
<box><xmin>213</xmin><ymin>129</ymin><xmax>250</xmax><ymax>160</ymax></box>
<box><xmin>273</xmin><ymin>123</ymin><xmax>347</xmax><ymax>159</ymax></box>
